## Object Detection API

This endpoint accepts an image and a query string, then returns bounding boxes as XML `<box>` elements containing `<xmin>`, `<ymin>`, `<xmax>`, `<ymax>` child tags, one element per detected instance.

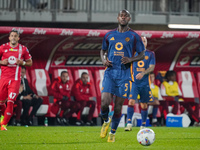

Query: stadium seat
<box><xmin>94</xmin><ymin>69</ymin><xmax>105</xmax><ymax>114</ymax></box>
<box><xmin>177</xmin><ymin>71</ymin><xmax>200</xmax><ymax>103</ymax></box>
<box><xmin>31</xmin><ymin>69</ymin><xmax>51</xmax><ymax>97</ymax></box>
<box><xmin>73</xmin><ymin>68</ymin><xmax>98</xmax><ymax>117</ymax></box>
<box><xmin>30</xmin><ymin>69</ymin><xmax>51</xmax><ymax>117</ymax></box>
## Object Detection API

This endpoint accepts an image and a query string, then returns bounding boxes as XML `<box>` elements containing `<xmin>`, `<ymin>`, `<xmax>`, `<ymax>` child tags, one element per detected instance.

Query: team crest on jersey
<box><xmin>145</xmin><ymin>56</ymin><xmax>149</xmax><ymax>60</ymax></box>
<box><xmin>125</xmin><ymin>37</ymin><xmax>130</xmax><ymax>42</ymax></box>
<box><xmin>110</xmin><ymin>37</ymin><xmax>115</xmax><ymax>41</ymax></box>
<box><xmin>8</xmin><ymin>56</ymin><xmax>16</xmax><ymax>65</ymax></box>
<box><xmin>59</xmin><ymin>85</ymin><xmax>62</xmax><ymax>89</ymax></box>
<box><xmin>9</xmin><ymin>48</ymin><xmax>18</xmax><ymax>52</ymax></box>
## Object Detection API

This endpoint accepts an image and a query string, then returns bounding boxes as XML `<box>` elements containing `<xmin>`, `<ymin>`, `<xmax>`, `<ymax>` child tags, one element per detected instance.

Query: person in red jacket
<box><xmin>71</xmin><ymin>72</ymin><xmax>96</xmax><ymax>126</ymax></box>
<box><xmin>51</xmin><ymin>71</ymin><xmax>80</xmax><ymax>125</ymax></box>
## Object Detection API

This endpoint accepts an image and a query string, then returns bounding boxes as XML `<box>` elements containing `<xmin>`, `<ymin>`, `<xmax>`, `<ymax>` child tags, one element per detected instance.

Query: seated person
<box><xmin>17</xmin><ymin>66</ymin><xmax>43</xmax><ymax>125</ymax></box>
<box><xmin>71</xmin><ymin>72</ymin><xmax>96</xmax><ymax>126</ymax></box>
<box><xmin>51</xmin><ymin>71</ymin><xmax>80</xmax><ymax>125</ymax></box>
<box><xmin>160</xmin><ymin>70</ymin><xmax>181</xmax><ymax>119</ymax></box>
<box><xmin>148</xmin><ymin>72</ymin><xmax>162</xmax><ymax>126</ymax></box>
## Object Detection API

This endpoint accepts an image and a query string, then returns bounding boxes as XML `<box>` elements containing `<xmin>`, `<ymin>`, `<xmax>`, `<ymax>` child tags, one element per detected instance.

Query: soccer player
<box><xmin>125</xmin><ymin>36</ymin><xmax>155</xmax><ymax>131</ymax></box>
<box><xmin>100</xmin><ymin>9</ymin><xmax>145</xmax><ymax>142</ymax></box>
<box><xmin>0</xmin><ymin>29</ymin><xmax>32</xmax><ymax>130</ymax></box>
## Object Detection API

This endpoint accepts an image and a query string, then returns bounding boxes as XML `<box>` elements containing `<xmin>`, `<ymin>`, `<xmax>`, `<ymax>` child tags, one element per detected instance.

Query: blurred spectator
<box><xmin>71</xmin><ymin>72</ymin><xmax>96</xmax><ymax>126</ymax></box>
<box><xmin>17</xmin><ymin>66</ymin><xmax>43</xmax><ymax>125</ymax></box>
<box><xmin>9</xmin><ymin>0</ymin><xmax>47</xmax><ymax>11</ymax></box>
<box><xmin>63</xmin><ymin>0</ymin><xmax>74</xmax><ymax>11</ymax></box>
<box><xmin>188</xmin><ymin>0</ymin><xmax>199</xmax><ymax>14</ymax></box>
<box><xmin>28</xmin><ymin>0</ymin><xmax>48</xmax><ymax>9</ymax></box>
<box><xmin>51</xmin><ymin>71</ymin><xmax>80</xmax><ymax>125</ymax></box>
<box><xmin>148</xmin><ymin>72</ymin><xmax>162</xmax><ymax>126</ymax></box>
<box><xmin>160</xmin><ymin>71</ymin><xmax>180</xmax><ymax>119</ymax></box>
<box><xmin>9</xmin><ymin>0</ymin><xmax>16</xmax><ymax>11</ymax></box>
<box><xmin>153</xmin><ymin>0</ymin><xmax>168</xmax><ymax>13</ymax></box>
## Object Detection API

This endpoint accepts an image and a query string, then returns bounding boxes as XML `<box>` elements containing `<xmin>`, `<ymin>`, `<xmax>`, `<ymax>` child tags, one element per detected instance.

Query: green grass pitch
<box><xmin>0</xmin><ymin>126</ymin><xmax>199</xmax><ymax>150</ymax></box>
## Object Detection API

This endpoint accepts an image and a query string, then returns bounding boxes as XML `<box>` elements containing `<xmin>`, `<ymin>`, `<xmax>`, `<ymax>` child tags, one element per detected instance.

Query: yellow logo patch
<box><xmin>110</xmin><ymin>37</ymin><xmax>115</xmax><ymax>40</ymax></box>
<box><xmin>125</xmin><ymin>37</ymin><xmax>130</xmax><ymax>42</ymax></box>
<box><xmin>115</xmin><ymin>42</ymin><xmax>123</xmax><ymax>51</ymax></box>
<box><xmin>145</xmin><ymin>56</ymin><xmax>149</xmax><ymax>60</ymax></box>
<box><xmin>101</xmin><ymin>87</ymin><xmax>104</xmax><ymax>91</ymax></box>
<box><xmin>9</xmin><ymin>48</ymin><xmax>18</xmax><ymax>51</ymax></box>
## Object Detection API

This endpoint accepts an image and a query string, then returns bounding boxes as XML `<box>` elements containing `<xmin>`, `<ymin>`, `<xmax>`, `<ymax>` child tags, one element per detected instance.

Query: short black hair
<box><xmin>21</xmin><ymin>66</ymin><xmax>26</xmax><ymax>70</ymax></box>
<box><xmin>165</xmin><ymin>71</ymin><xmax>176</xmax><ymax>79</ymax></box>
<box><xmin>61</xmin><ymin>71</ymin><xmax>68</xmax><ymax>76</ymax></box>
<box><xmin>150</xmin><ymin>72</ymin><xmax>155</xmax><ymax>75</ymax></box>
<box><xmin>81</xmin><ymin>72</ymin><xmax>88</xmax><ymax>77</ymax></box>
<box><xmin>9</xmin><ymin>29</ymin><xmax>20</xmax><ymax>36</ymax></box>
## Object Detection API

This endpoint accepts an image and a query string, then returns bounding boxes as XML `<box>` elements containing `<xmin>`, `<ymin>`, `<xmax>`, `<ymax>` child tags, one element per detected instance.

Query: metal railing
<box><xmin>0</xmin><ymin>0</ymin><xmax>199</xmax><ymax>22</ymax></box>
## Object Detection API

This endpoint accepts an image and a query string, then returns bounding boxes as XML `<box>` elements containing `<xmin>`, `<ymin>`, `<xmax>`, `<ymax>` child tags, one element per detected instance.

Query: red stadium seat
<box><xmin>94</xmin><ymin>69</ymin><xmax>105</xmax><ymax>114</ymax></box>
<box><xmin>197</xmin><ymin>72</ymin><xmax>200</xmax><ymax>97</ymax></box>
<box><xmin>73</xmin><ymin>68</ymin><xmax>98</xmax><ymax>117</ymax></box>
<box><xmin>31</xmin><ymin>69</ymin><xmax>51</xmax><ymax>104</ymax></box>
<box><xmin>177</xmin><ymin>71</ymin><xmax>200</xmax><ymax>103</ymax></box>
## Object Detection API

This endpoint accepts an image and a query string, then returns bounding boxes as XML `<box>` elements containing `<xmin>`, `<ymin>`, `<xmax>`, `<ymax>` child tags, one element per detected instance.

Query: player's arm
<box><xmin>100</xmin><ymin>49</ymin><xmax>112</xmax><ymax>67</ymax></box>
<box><xmin>121</xmin><ymin>50</ymin><xmax>145</xmax><ymax>64</ymax></box>
<box><xmin>136</xmin><ymin>64</ymin><xmax>155</xmax><ymax>80</ymax></box>
<box><xmin>0</xmin><ymin>59</ymin><xmax>8</xmax><ymax>65</ymax></box>
<box><xmin>16</xmin><ymin>58</ymin><xmax>32</xmax><ymax>66</ymax></box>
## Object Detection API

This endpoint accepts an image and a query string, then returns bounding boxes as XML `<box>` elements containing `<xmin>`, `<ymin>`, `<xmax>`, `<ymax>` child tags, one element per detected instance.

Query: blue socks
<box><xmin>127</xmin><ymin>105</ymin><xmax>134</xmax><ymax>124</ymax></box>
<box><xmin>152</xmin><ymin>105</ymin><xmax>158</xmax><ymax>119</ymax></box>
<box><xmin>141</xmin><ymin>108</ymin><xmax>148</xmax><ymax>126</ymax></box>
<box><xmin>101</xmin><ymin>108</ymin><xmax>109</xmax><ymax>122</ymax></box>
<box><xmin>111</xmin><ymin>113</ymin><xmax>121</xmax><ymax>134</ymax></box>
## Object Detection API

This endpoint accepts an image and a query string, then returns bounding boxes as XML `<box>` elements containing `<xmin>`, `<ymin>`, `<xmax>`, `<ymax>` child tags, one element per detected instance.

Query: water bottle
<box><xmin>44</xmin><ymin>117</ymin><xmax>48</xmax><ymax>126</ymax></box>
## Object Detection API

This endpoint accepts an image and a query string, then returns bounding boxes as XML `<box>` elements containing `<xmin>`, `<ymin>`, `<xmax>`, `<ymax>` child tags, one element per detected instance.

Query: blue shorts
<box><xmin>101</xmin><ymin>71</ymin><xmax>131</xmax><ymax>98</ymax></box>
<box><xmin>128</xmin><ymin>82</ymin><xmax>153</xmax><ymax>103</ymax></box>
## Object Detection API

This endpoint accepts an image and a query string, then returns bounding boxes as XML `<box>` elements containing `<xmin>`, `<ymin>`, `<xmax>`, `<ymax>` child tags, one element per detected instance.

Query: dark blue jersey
<box><xmin>133</xmin><ymin>50</ymin><xmax>156</xmax><ymax>86</ymax></box>
<box><xmin>102</xmin><ymin>28</ymin><xmax>145</xmax><ymax>81</ymax></box>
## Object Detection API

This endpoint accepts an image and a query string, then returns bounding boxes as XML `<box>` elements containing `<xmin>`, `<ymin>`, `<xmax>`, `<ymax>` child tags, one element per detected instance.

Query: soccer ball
<box><xmin>137</xmin><ymin>128</ymin><xmax>155</xmax><ymax>146</ymax></box>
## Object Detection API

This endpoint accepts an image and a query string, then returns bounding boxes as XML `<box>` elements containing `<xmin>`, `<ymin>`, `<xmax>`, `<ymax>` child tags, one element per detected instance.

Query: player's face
<box><xmin>21</xmin><ymin>68</ymin><xmax>26</xmax><ymax>78</ymax></box>
<box><xmin>170</xmin><ymin>74</ymin><xmax>176</xmax><ymax>82</ymax></box>
<box><xmin>9</xmin><ymin>32</ymin><xmax>19</xmax><ymax>46</ymax></box>
<box><xmin>150</xmin><ymin>74</ymin><xmax>155</xmax><ymax>83</ymax></box>
<box><xmin>81</xmin><ymin>74</ymin><xmax>89</xmax><ymax>85</ymax></box>
<box><xmin>117</xmin><ymin>12</ymin><xmax>131</xmax><ymax>26</ymax></box>
<box><xmin>61</xmin><ymin>73</ymin><xmax>69</xmax><ymax>83</ymax></box>
<box><xmin>141</xmin><ymin>37</ymin><xmax>147</xmax><ymax>48</ymax></box>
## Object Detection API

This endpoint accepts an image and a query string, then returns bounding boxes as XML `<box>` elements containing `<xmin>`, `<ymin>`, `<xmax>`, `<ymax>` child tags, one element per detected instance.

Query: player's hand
<box><xmin>102</xmin><ymin>59</ymin><xmax>112</xmax><ymax>67</ymax></box>
<box><xmin>16</xmin><ymin>59</ymin><xmax>24</xmax><ymax>65</ymax></box>
<box><xmin>89</xmin><ymin>97</ymin><xmax>95</xmax><ymax>101</ymax></box>
<box><xmin>26</xmin><ymin>94</ymin><xmax>32</xmax><ymax>100</ymax></box>
<box><xmin>136</xmin><ymin>72</ymin><xmax>145</xmax><ymax>80</ymax></box>
<box><xmin>0</xmin><ymin>59</ymin><xmax>8</xmax><ymax>65</ymax></box>
<box><xmin>19</xmin><ymin>84</ymin><xmax>24</xmax><ymax>93</ymax></box>
<box><xmin>121</xmin><ymin>56</ymin><xmax>131</xmax><ymax>64</ymax></box>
